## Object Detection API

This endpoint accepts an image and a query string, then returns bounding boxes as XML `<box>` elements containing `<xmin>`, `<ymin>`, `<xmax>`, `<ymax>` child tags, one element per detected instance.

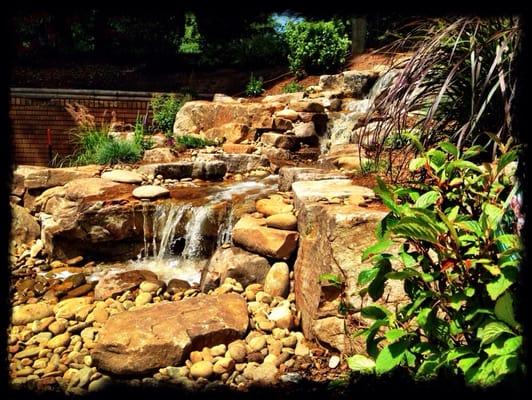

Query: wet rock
<box><xmin>94</xmin><ymin>270</ymin><xmax>153</xmax><ymax>300</ymax></box>
<box><xmin>92</xmin><ymin>293</ymin><xmax>248</xmax><ymax>374</ymax></box>
<box><xmin>101</xmin><ymin>170</ymin><xmax>143</xmax><ymax>184</ymax></box>
<box><xmin>10</xmin><ymin>204</ymin><xmax>40</xmax><ymax>246</ymax></box>
<box><xmin>194</xmin><ymin>153</ymin><xmax>269</xmax><ymax>174</ymax></box>
<box><xmin>265</xmin><ymin>214</ymin><xmax>297</xmax><ymax>231</ymax></box>
<box><xmin>264</xmin><ymin>262</ymin><xmax>290</xmax><ymax>298</ymax></box>
<box><xmin>232</xmin><ymin>216</ymin><xmax>298</xmax><ymax>260</ymax></box>
<box><xmin>278</xmin><ymin>167</ymin><xmax>347</xmax><ymax>192</ymax></box>
<box><xmin>200</xmin><ymin>246</ymin><xmax>270</xmax><ymax>292</ymax></box>
<box><xmin>167</xmin><ymin>279</ymin><xmax>191</xmax><ymax>294</ymax></box>
<box><xmin>11</xmin><ymin>303</ymin><xmax>54</xmax><ymax>325</ymax></box>
<box><xmin>132</xmin><ymin>185</ymin><xmax>169</xmax><ymax>199</ymax></box>
<box><xmin>256</xmin><ymin>195</ymin><xmax>293</xmax><ymax>217</ymax></box>
<box><xmin>191</xmin><ymin>161</ymin><xmax>227</xmax><ymax>181</ymax></box>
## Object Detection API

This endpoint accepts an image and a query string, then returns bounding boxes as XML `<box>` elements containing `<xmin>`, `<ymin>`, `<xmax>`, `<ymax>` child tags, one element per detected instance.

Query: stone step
<box><xmin>260</xmin><ymin>132</ymin><xmax>301</xmax><ymax>151</ymax></box>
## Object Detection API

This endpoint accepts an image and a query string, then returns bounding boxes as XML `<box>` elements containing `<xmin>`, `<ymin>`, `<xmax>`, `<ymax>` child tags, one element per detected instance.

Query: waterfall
<box><xmin>181</xmin><ymin>205</ymin><xmax>212</xmax><ymax>259</ymax></box>
<box><xmin>153</xmin><ymin>204</ymin><xmax>191</xmax><ymax>259</ymax></box>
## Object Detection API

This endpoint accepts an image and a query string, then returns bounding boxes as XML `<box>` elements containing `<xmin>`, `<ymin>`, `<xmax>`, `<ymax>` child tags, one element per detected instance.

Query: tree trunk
<box><xmin>350</xmin><ymin>16</ymin><xmax>367</xmax><ymax>56</ymax></box>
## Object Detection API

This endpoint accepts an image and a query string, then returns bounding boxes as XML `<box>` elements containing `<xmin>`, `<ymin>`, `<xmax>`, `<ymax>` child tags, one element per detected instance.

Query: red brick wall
<box><xmin>9</xmin><ymin>90</ymin><xmax>155</xmax><ymax>166</ymax></box>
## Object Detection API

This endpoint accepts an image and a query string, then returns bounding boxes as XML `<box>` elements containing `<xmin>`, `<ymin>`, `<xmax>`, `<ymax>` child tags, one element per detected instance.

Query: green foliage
<box><xmin>282</xmin><ymin>81</ymin><xmax>305</xmax><ymax>93</ymax></box>
<box><xmin>284</xmin><ymin>19</ymin><xmax>351</xmax><ymax>76</ymax></box>
<box><xmin>361</xmin><ymin>159</ymin><xmax>390</xmax><ymax>174</ymax></box>
<box><xmin>150</xmin><ymin>93</ymin><xmax>191</xmax><ymax>134</ymax></box>
<box><xmin>245</xmin><ymin>74</ymin><xmax>264</xmax><ymax>97</ymax></box>
<box><xmin>352</xmin><ymin>139</ymin><xmax>523</xmax><ymax>387</ymax></box>
<box><xmin>179</xmin><ymin>12</ymin><xmax>202</xmax><ymax>54</ymax></box>
<box><xmin>175</xmin><ymin>135</ymin><xmax>215</xmax><ymax>149</ymax></box>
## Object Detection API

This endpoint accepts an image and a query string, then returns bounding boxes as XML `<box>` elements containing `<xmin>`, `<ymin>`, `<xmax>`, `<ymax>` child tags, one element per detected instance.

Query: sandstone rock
<box><xmin>10</xmin><ymin>204</ymin><xmax>40</xmax><ymax>246</ymax></box>
<box><xmin>92</xmin><ymin>293</ymin><xmax>248</xmax><ymax>374</ymax></box>
<box><xmin>142</xmin><ymin>148</ymin><xmax>178</xmax><ymax>163</ymax></box>
<box><xmin>264</xmin><ymin>262</ymin><xmax>290</xmax><ymax>298</ymax></box>
<box><xmin>289</xmin><ymin>100</ymin><xmax>324</xmax><ymax>113</ymax></box>
<box><xmin>262</xmin><ymin>92</ymin><xmax>304</xmax><ymax>104</ymax></box>
<box><xmin>232</xmin><ymin>216</ymin><xmax>298</xmax><ymax>260</ymax></box>
<box><xmin>268</xmin><ymin>305</ymin><xmax>293</xmax><ymax>329</ymax></box>
<box><xmin>291</xmin><ymin>179</ymin><xmax>374</xmax><ymax>210</ymax></box>
<box><xmin>213</xmin><ymin>93</ymin><xmax>238</xmax><ymax>103</ymax></box>
<box><xmin>11</xmin><ymin>303</ymin><xmax>54</xmax><ymax>325</ymax></box>
<box><xmin>190</xmin><ymin>361</ymin><xmax>213</xmax><ymax>379</ymax></box>
<box><xmin>135</xmin><ymin>292</ymin><xmax>152</xmax><ymax>306</ymax></box>
<box><xmin>94</xmin><ymin>270</ymin><xmax>156</xmax><ymax>300</ymax></box>
<box><xmin>260</xmin><ymin>133</ymin><xmax>298</xmax><ymax>150</ymax></box>
<box><xmin>265</xmin><ymin>214</ymin><xmax>297</xmax><ymax>230</ymax></box>
<box><xmin>23</xmin><ymin>165</ymin><xmax>103</xmax><ymax>190</ymax></box>
<box><xmin>272</xmin><ymin>118</ymin><xmax>294</xmax><ymax>131</ymax></box>
<box><xmin>53</xmin><ymin>297</ymin><xmax>93</xmax><ymax>319</ymax></box>
<box><xmin>274</xmin><ymin>109</ymin><xmax>299</xmax><ymax>121</ymax></box>
<box><xmin>228</xmin><ymin>341</ymin><xmax>247</xmax><ymax>363</ymax></box>
<box><xmin>152</xmin><ymin>162</ymin><xmax>194</xmax><ymax>179</ymax></box>
<box><xmin>335</xmin><ymin>156</ymin><xmax>369</xmax><ymax>171</ymax></box>
<box><xmin>48</xmin><ymin>319</ymin><xmax>68</xmax><ymax>335</ymax></box>
<box><xmin>319</xmin><ymin>70</ymin><xmax>378</xmax><ymax>98</ymax></box>
<box><xmin>167</xmin><ymin>279</ymin><xmax>191</xmax><ymax>294</ymax></box>
<box><xmin>47</xmin><ymin>332</ymin><xmax>71</xmax><ymax>349</ymax></box>
<box><xmin>213</xmin><ymin>358</ymin><xmax>234</xmax><ymax>375</ymax></box>
<box><xmin>278</xmin><ymin>167</ymin><xmax>347</xmax><ymax>192</ymax></box>
<box><xmin>256</xmin><ymin>195</ymin><xmax>293</xmax><ymax>217</ymax></box>
<box><xmin>293</xmin><ymin>122</ymin><xmax>316</xmax><ymax>138</ymax></box>
<box><xmin>63</xmin><ymin>178</ymin><xmax>130</xmax><ymax>202</ymax></box>
<box><xmin>200</xmin><ymin>246</ymin><xmax>270</xmax><ymax>292</ymax></box>
<box><xmin>222</xmin><ymin>144</ymin><xmax>255</xmax><ymax>154</ymax></box>
<box><xmin>30</xmin><ymin>239</ymin><xmax>44</xmax><ymax>258</ymax></box>
<box><xmin>132</xmin><ymin>185</ymin><xmax>169</xmax><ymax>199</ymax></box>
<box><xmin>101</xmin><ymin>170</ymin><xmax>143</xmax><ymax>184</ymax></box>
<box><xmin>311</xmin><ymin>317</ymin><xmax>347</xmax><ymax>353</ymax></box>
<box><xmin>204</xmin><ymin>123</ymin><xmax>253</xmax><ymax>144</ymax></box>
<box><xmin>191</xmin><ymin>161</ymin><xmax>227</xmax><ymax>181</ymax></box>
<box><xmin>243</xmin><ymin>362</ymin><xmax>279</xmax><ymax>385</ymax></box>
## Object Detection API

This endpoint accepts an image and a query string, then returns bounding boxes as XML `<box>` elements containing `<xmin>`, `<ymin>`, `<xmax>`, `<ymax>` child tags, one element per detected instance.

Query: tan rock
<box><xmin>260</xmin><ymin>132</ymin><xmax>298</xmax><ymax>150</ymax></box>
<box><xmin>142</xmin><ymin>148</ymin><xmax>178</xmax><ymax>163</ymax></box>
<box><xmin>265</xmin><ymin>214</ymin><xmax>297</xmax><ymax>230</ymax></box>
<box><xmin>232</xmin><ymin>216</ymin><xmax>298</xmax><ymax>260</ymax></box>
<box><xmin>222</xmin><ymin>143</ymin><xmax>255</xmax><ymax>154</ymax></box>
<box><xmin>63</xmin><ymin>177</ymin><xmax>130</xmax><ymax>201</ymax></box>
<box><xmin>53</xmin><ymin>297</ymin><xmax>93</xmax><ymax>319</ymax></box>
<box><xmin>92</xmin><ymin>293</ymin><xmax>248</xmax><ymax>374</ymax></box>
<box><xmin>132</xmin><ymin>185</ymin><xmax>169</xmax><ymax>199</ymax></box>
<box><xmin>204</xmin><ymin>122</ymin><xmax>254</xmax><ymax>144</ymax></box>
<box><xmin>11</xmin><ymin>303</ymin><xmax>54</xmax><ymax>326</ymax></box>
<box><xmin>228</xmin><ymin>341</ymin><xmax>247</xmax><ymax>363</ymax></box>
<box><xmin>335</xmin><ymin>156</ymin><xmax>369</xmax><ymax>171</ymax></box>
<box><xmin>48</xmin><ymin>319</ymin><xmax>68</xmax><ymax>335</ymax></box>
<box><xmin>190</xmin><ymin>360</ymin><xmax>213</xmax><ymax>379</ymax></box>
<box><xmin>274</xmin><ymin>109</ymin><xmax>299</xmax><ymax>121</ymax></box>
<box><xmin>256</xmin><ymin>195</ymin><xmax>293</xmax><ymax>217</ymax></box>
<box><xmin>10</xmin><ymin>204</ymin><xmax>40</xmax><ymax>246</ymax></box>
<box><xmin>47</xmin><ymin>333</ymin><xmax>71</xmax><ymax>349</ymax></box>
<box><xmin>268</xmin><ymin>305</ymin><xmax>293</xmax><ymax>329</ymax></box>
<box><xmin>264</xmin><ymin>262</ymin><xmax>290</xmax><ymax>298</ymax></box>
<box><xmin>101</xmin><ymin>170</ymin><xmax>143</xmax><ymax>184</ymax></box>
<box><xmin>212</xmin><ymin>357</ymin><xmax>234</xmax><ymax>375</ymax></box>
<box><xmin>23</xmin><ymin>165</ymin><xmax>103</xmax><ymax>190</ymax></box>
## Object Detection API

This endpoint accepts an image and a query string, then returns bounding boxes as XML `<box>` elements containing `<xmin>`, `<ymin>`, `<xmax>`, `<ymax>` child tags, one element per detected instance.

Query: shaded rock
<box><xmin>335</xmin><ymin>156</ymin><xmax>369</xmax><ymax>171</ymax></box>
<box><xmin>191</xmin><ymin>161</ymin><xmax>227</xmax><ymax>181</ymax></box>
<box><xmin>264</xmin><ymin>262</ymin><xmax>290</xmax><ymax>298</ymax></box>
<box><xmin>200</xmin><ymin>246</ymin><xmax>270</xmax><ymax>292</ymax></box>
<box><xmin>311</xmin><ymin>317</ymin><xmax>347</xmax><ymax>353</ymax></box>
<box><xmin>142</xmin><ymin>148</ymin><xmax>178</xmax><ymax>163</ymax></box>
<box><xmin>194</xmin><ymin>153</ymin><xmax>269</xmax><ymax>174</ymax></box>
<box><xmin>272</xmin><ymin>118</ymin><xmax>294</xmax><ymax>131</ymax></box>
<box><xmin>153</xmin><ymin>162</ymin><xmax>194</xmax><ymax>180</ymax></box>
<box><xmin>10</xmin><ymin>204</ymin><xmax>40</xmax><ymax>246</ymax></box>
<box><xmin>11</xmin><ymin>303</ymin><xmax>54</xmax><ymax>325</ymax></box>
<box><xmin>243</xmin><ymin>362</ymin><xmax>279</xmax><ymax>385</ymax></box>
<box><xmin>265</xmin><ymin>214</ymin><xmax>297</xmax><ymax>230</ymax></box>
<box><xmin>232</xmin><ymin>216</ymin><xmax>298</xmax><ymax>260</ymax></box>
<box><xmin>204</xmin><ymin>123</ymin><xmax>254</xmax><ymax>144</ymax></box>
<box><xmin>167</xmin><ymin>279</ymin><xmax>191</xmax><ymax>294</ymax></box>
<box><xmin>260</xmin><ymin>132</ymin><xmax>298</xmax><ymax>150</ymax></box>
<box><xmin>190</xmin><ymin>361</ymin><xmax>213</xmax><ymax>379</ymax></box>
<box><xmin>256</xmin><ymin>195</ymin><xmax>293</xmax><ymax>217</ymax></box>
<box><xmin>101</xmin><ymin>170</ymin><xmax>143</xmax><ymax>184</ymax></box>
<box><xmin>92</xmin><ymin>293</ymin><xmax>248</xmax><ymax>375</ymax></box>
<box><xmin>289</xmin><ymin>100</ymin><xmax>324</xmax><ymax>113</ymax></box>
<box><xmin>132</xmin><ymin>185</ymin><xmax>169</xmax><ymax>199</ymax></box>
<box><xmin>319</xmin><ymin>70</ymin><xmax>378</xmax><ymax>98</ymax></box>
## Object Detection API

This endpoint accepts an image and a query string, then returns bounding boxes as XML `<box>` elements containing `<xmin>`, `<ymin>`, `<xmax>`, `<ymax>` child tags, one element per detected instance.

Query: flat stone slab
<box><xmin>132</xmin><ymin>185</ymin><xmax>170</xmax><ymax>199</ymax></box>
<box><xmin>101</xmin><ymin>170</ymin><xmax>143</xmax><ymax>184</ymax></box>
<box><xmin>260</xmin><ymin>132</ymin><xmax>299</xmax><ymax>150</ymax></box>
<box><xmin>278</xmin><ymin>167</ymin><xmax>347</xmax><ymax>192</ymax></box>
<box><xmin>23</xmin><ymin>165</ymin><xmax>103</xmax><ymax>190</ymax></box>
<box><xmin>292</xmin><ymin>179</ymin><xmax>374</xmax><ymax>210</ymax></box>
<box><xmin>92</xmin><ymin>293</ymin><xmax>248</xmax><ymax>374</ymax></box>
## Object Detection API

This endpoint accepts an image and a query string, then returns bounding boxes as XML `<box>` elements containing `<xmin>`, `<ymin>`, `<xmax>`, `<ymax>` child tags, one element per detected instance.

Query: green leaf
<box><xmin>346</xmin><ymin>355</ymin><xmax>376</xmax><ymax>373</ymax></box>
<box><xmin>409</xmin><ymin>157</ymin><xmax>426</xmax><ymax>171</ymax></box>
<box><xmin>458</xmin><ymin>356</ymin><xmax>480</xmax><ymax>375</ymax></box>
<box><xmin>368</xmin><ymin>258</ymin><xmax>392</xmax><ymax>301</ymax></box>
<box><xmin>361</xmin><ymin>305</ymin><xmax>391</xmax><ymax>320</ymax></box>
<box><xmin>427</xmin><ymin>149</ymin><xmax>446</xmax><ymax>169</ymax></box>
<box><xmin>375</xmin><ymin>213</ymin><xmax>399</xmax><ymax>240</ymax></box>
<box><xmin>456</xmin><ymin>220</ymin><xmax>482</xmax><ymax>236</ymax></box>
<box><xmin>414</xmin><ymin>191</ymin><xmax>440</xmax><ymax>208</ymax></box>
<box><xmin>416</xmin><ymin>308</ymin><xmax>433</xmax><ymax>328</ymax></box>
<box><xmin>495</xmin><ymin>234</ymin><xmax>521</xmax><ymax>250</ymax></box>
<box><xmin>416</xmin><ymin>356</ymin><xmax>440</xmax><ymax>378</ymax></box>
<box><xmin>486</xmin><ymin>273</ymin><xmax>513</xmax><ymax>301</ymax></box>
<box><xmin>375</xmin><ymin>341</ymin><xmax>408</xmax><ymax>374</ymax></box>
<box><xmin>447</xmin><ymin>205</ymin><xmax>459</xmax><ymax>222</ymax></box>
<box><xmin>477</xmin><ymin>322</ymin><xmax>514</xmax><ymax>347</ymax></box>
<box><xmin>399</xmin><ymin>251</ymin><xmax>417</xmax><ymax>268</ymax></box>
<box><xmin>485</xmin><ymin>336</ymin><xmax>522</xmax><ymax>357</ymax></box>
<box><xmin>497</xmin><ymin>150</ymin><xmax>518</xmax><ymax>175</ymax></box>
<box><xmin>358</xmin><ymin>267</ymin><xmax>380</xmax><ymax>286</ymax></box>
<box><xmin>385</xmin><ymin>269</ymin><xmax>419</xmax><ymax>280</ymax></box>
<box><xmin>446</xmin><ymin>348</ymin><xmax>471</xmax><ymax>363</ymax></box>
<box><xmin>319</xmin><ymin>273</ymin><xmax>342</xmax><ymax>287</ymax></box>
<box><xmin>391</xmin><ymin>217</ymin><xmax>440</xmax><ymax>243</ymax></box>
<box><xmin>404</xmin><ymin>132</ymin><xmax>425</xmax><ymax>154</ymax></box>
<box><xmin>374</xmin><ymin>177</ymin><xmax>400</xmax><ymax>214</ymax></box>
<box><xmin>449</xmin><ymin>159</ymin><xmax>483</xmax><ymax>172</ymax></box>
<box><xmin>462</xmin><ymin>145</ymin><xmax>483</xmax><ymax>160</ymax></box>
<box><xmin>362</xmin><ymin>239</ymin><xmax>393</xmax><ymax>261</ymax></box>
<box><xmin>385</xmin><ymin>328</ymin><xmax>407</xmax><ymax>342</ymax></box>
<box><xmin>440</xmin><ymin>141</ymin><xmax>459</xmax><ymax>158</ymax></box>
<box><xmin>494</xmin><ymin>292</ymin><xmax>519</xmax><ymax>329</ymax></box>
<box><xmin>480</xmin><ymin>203</ymin><xmax>504</xmax><ymax>232</ymax></box>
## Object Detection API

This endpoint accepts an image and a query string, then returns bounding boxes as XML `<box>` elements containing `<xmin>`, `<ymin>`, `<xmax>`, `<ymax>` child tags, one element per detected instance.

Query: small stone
<box><xmin>228</xmin><ymin>341</ymin><xmax>247</xmax><ymax>363</ymax></box>
<box><xmin>132</xmin><ymin>185</ymin><xmax>169</xmax><ymax>199</ymax></box>
<box><xmin>15</xmin><ymin>347</ymin><xmax>41</xmax><ymax>359</ymax></box>
<box><xmin>268</xmin><ymin>305</ymin><xmax>293</xmax><ymax>329</ymax></box>
<box><xmin>30</xmin><ymin>239</ymin><xmax>44</xmax><ymax>258</ymax></box>
<box><xmin>92</xmin><ymin>308</ymin><xmax>109</xmax><ymax>324</ymax></box>
<box><xmin>190</xmin><ymin>351</ymin><xmax>203</xmax><ymax>364</ymax></box>
<box><xmin>248</xmin><ymin>336</ymin><xmax>266</xmax><ymax>352</ymax></box>
<box><xmin>272</xmin><ymin>328</ymin><xmax>288</xmax><ymax>340</ymax></box>
<box><xmin>294</xmin><ymin>341</ymin><xmax>310</xmax><ymax>357</ymax></box>
<box><xmin>48</xmin><ymin>319</ymin><xmax>68</xmax><ymax>335</ymax></box>
<box><xmin>139</xmin><ymin>280</ymin><xmax>163</xmax><ymax>293</ymax></box>
<box><xmin>265</xmin><ymin>214</ymin><xmax>297</xmax><ymax>230</ymax></box>
<box><xmin>47</xmin><ymin>333</ymin><xmax>70</xmax><ymax>349</ymax></box>
<box><xmin>281</xmin><ymin>335</ymin><xmax>297</xmax><ymax>348</ymax></box>
<box><xmin>212</xmin><ymin>358</ymin><xmax>234</xmax><ymax>375</ymax></box>
<box><xmin>30</xmin><ymin>316</ymin><xmax>55</xmax><ymax>333</ymax></box>
<box><xmin>65</xmin><ymin>256</ymin><xmax>84</xmax><ymax>266</ymax></box>
<box><xmin>329</xmin><ymin>355</ymin><xmax>341</xmax><ymax>369</ymax></box>
<box><xmin>264</xmin><ymin>354</ymin><xmax>278</xmax><ymax>364</ymax></box>
<box><xmin>264</xmin><ymin>262</ymin><xmax>290</xmax><ymax>298</ymax></box>
<box><xmin>210</xmin><ymin>344</ymin><xmax>226</xmax><ymax>357</ymax></box>
<box><xmin>88</xmin><ymin>376</ymin><xmax>112</xmax><ymax>392</ymax></box>
<box><xmin>255</xmin><ymin>292</ymin><xmax>272</xmax><ymax>304</ymax></box>
<box><xmin>11</xmin><ymin>303</ymin><xmax>54</xmax><ymax>325</ymax></box>
<box><xmin>257</xmin><ymin>319</ymin><xmax>275</xmax><ymax>332</ymax></box>
<box><xmin>134</xmin><ymin>292</ymin><xmax>152</xmax><ymax>306</ymax></box>
<box><xmin>190</xmin><ymin>361</ymin><xmax>213</xmax><ymax>379</ymax></box>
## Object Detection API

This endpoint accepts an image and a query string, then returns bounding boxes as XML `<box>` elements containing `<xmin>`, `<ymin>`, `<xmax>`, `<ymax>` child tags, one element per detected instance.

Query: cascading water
<box><xmin>125</xmin><ymin>177</ymin><xmax>278</xmax><ymax>284</ymax></box>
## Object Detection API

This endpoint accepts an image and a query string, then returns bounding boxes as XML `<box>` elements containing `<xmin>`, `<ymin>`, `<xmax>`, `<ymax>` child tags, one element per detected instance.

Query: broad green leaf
<box><xmin>346</xmin><ymin>355</ymin><xmax>376</xmax><ymax>373</ymax></box>
<box><xmin>427</xmin><ymin>149</ymin><xmax>446</xmax><ymax>169</ymax></box>
<box><xmin>319</xmin><ymin>273</ymin><xmax>342</xmax><ymax>287</ymax></box>
<box><xmin>495</xmin><ymin>234</ymin><xmax>521</xmax><ymax>250</ymax></box>
<box><xmin>486</xmin><ymin>273</ymin><xmax>513</xmax><ymax>301</ymax></box>
<box><xmin>458</xmin><ymin>356</ymin><xmax>480</xmax><ymax>374</ymax></box>
<box><xmin>416</xmin><ymin>307</ymin><xmax>432</xmax><ymax>328</ymax></box>
<box><xmin>399</xmin><ymin>251</ymin><xmax>417</xmax><ymax>268</ymax></box>
<box><xmin>494</xmin><ymin>292</ymin><xmax>519</xmax><ymax>329</ymax></box>
<box><xmin>385</xmin><ymin>269</ymin><xmax>419</xmax><ymax>280</ymax></box>
<box><xmin>362</xmin><ymin>239</ymin><xmax>393</xmax><ymax>261</ymax></box>
<box><xmin>456</xmin><ymin>220</ymin><xmax>482</xmax><ymax>236</ymax></box>
<box><xmin>465</xmin><ymin>287</ymin><xmax>475</xmax><ymax>297</ymax></box>
<box><xmin>374</xmin><ymin>176</ymin><xmax>400</xmax><ymax>214</ymax></box>
<box><xmin>440</xmin><ymin>141</ymin><xmax>459</xmax><ymax>158</ymax></box>
<box><xmin>480</xmin><ymin>203</ymin><xmax>503</xmax><ymax>232</ymax></box>
<box><xmin>414</xmin><ymin>191</ymin><xmax>440</xmax><ymax>208</ymax></box>
<box><xmin>448</xmin><ymin>293</ymin><xmax>466</xmax><ymax>311</ymax></box>
<box><xmin>391</xmin><ymin>218</ymin><xmax>439</xmax><ymax>243</ymax></box>
<box><xmin>449</xmin><ymin>159</ymin><xmax>483</xmax><ymax>172</ymax></box>
<box><xmin>484</xmin><ymin>336</ymin><xmax>522</xmax><ymax>357</ymax></box>
<box><xmin>375</xmin><ymin>213</ymin><xmax>399</xmax><ymax>239</ymax></box>
<box><xmin>385</xmin><ymin>328</ymin><xmax>407</xmax><ymax>342</ymax></box>
<box><xmin>358</xmin><ymin>267</ymin><xmax>380</xmax><ymax>286</ymax></box>
<box><xmin>482</xmin><ymin>263</ymin><xmax>501</xmax><ymax>276</ymax></box>
<box><xmin>462</xmin><ymin>145</ymin><xmax>483</xmax><ymax>160</ymax></box>
<box><xmin>361</xmin><ymin>305</ymin><xmax>390</xmax><ymax>320</ymax></box>
<box><xmin>408</xmin><ymin>157</ymin><xmax>425</xmax><ymax>171</ymax></box>
<box><xmin>368</xmin><ymin>258</ymin><xmax>392</xmax><ymax>301</ymax></box>
<box><xmin>446</xmin><ymin>348</ymin><xmax>471</xmax><ymax>363</ymax></box>
<box><xmin>416</xmin><ymin>359</ymin><xmax>440</xmax><ymax>378</ymax></box>
<box><xmin>490</xmin><ymin>354</ymin><xmax>519</xmax><ymax>379</ymax></box>
<box><xmin>497</xmin><ymin>149</ymin><xmax>518</xmax><ymax>175</ymax></box>
<box><xmin>404</xmin><ymin>132</ymin><xmax>425</xmax><ymax>154</ymax></box>
<box><xmin>464</xmin><ymin>308</ymin><xmax>493</xmax><ymax>322</ymax></box>
<box><xmin>477</xmin><ymin>321</ymin><xmax>513</xmax><ymax>347</ymax></box>
<box><xmin>404</xmin><ymin>350</ymin><xmax>416</xmax><ymax>368</ymax></box>
<box><xmin>375</xmin><ymin>341</ymin><xmax>408</xmax><ymax>374</ymax></box>
<box><xmin>447</xmin><ymin>205</ymin><xmax>459</xmax><ymax>222</ymax></box>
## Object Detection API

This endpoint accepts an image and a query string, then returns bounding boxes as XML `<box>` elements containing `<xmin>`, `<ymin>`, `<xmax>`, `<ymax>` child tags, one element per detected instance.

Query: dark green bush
<box><xmin>284</xmin><ymin>20</ymin><xmax>351</xmax><ymax>76</ymax></box>
<box><xmin>150</xmin><ymin>93</ymin><xmax>191</xmax><ymax>134</ymax></box>
<box><xmin>245</xmin><ymin>74</ymin><xmax>264</xmax><ymax>97</ymax></box>
<box><xmin>175</xmin><ymin>135</ymin><xmax>215</xmax><ymax>149</ymax></box>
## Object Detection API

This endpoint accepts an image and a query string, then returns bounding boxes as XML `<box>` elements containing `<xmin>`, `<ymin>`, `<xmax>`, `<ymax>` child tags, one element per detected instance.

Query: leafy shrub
<box><xmin>175</xmin><ymin>135</ymin><xmax>215</xmax><ymax>149</ymax></box>
<box><xmin>150</xmin><ymin>93</ymin><xmax>191</xmax><ymax>133</ymax></box>
<box><xmin>282</xmin><ymin>81</ymin><xmax>305</xmax><ymax>93</ymax></box>
<box><xmin>245</xmin><ymin>74</ymin><xmax>264</xmax><ymax>97</ymax></box>
<box><xmin>349</xmin><ymin>137</ymin><xmax>523</xmax><ymax>387</ymax></box>
<box><xmin>361</xmin><ymin>159</ymin><xmax>390</xmax><ymax>174</ymax></box>
<box><xmin>284</xmin><ymin>20</ymin><xmax>351</xmax><ymax>76</ymax></box>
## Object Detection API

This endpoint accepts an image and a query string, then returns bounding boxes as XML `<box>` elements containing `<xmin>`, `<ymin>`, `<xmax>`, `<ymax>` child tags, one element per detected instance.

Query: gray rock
<box><xmin>101</xmin><ymin>170</ymin><xmax>143</xmax><ymax>184</ymax></box>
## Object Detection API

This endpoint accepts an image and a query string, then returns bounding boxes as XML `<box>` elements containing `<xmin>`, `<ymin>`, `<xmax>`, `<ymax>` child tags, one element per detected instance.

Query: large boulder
<box><xmin>232</xmin><ymin>215</ymin><xmax>298</xmax><ymax>260</ymax></box>
<box><xmin>22</xmin><ymin>165</ymin><xmax>103</xmax><ymax>190</ymax></box>
<box><xmin>291</xmin><ymin>179</ymin><xmax>374</xmax><ymax>210</ymax></box>
<box><xmin>191</xmin><ymin>161</ymin><xmax>227</xmax><ymax>181</ymax></box>
<box><xmin>142</xmin><ymin>148</ymin><xmax>178</xmax><ymax>163</ymax></box>
<box><xmin>319</xmin><ymin>70</ymin><xmax>379</xmax><ymax>98</ymax></box>
<box><xmin>204</xmin><ymin>122</ymin><xmax>254</xmax><ymax>144</ymax></box>
<box><xmin>63</xmin><ymin>178</ymin><xmax>132</xmax><ymax>202</ymax></box>
<box><xmin>10</xmin><ymin>204</ymin><xmax>40</xmax><ymax>246</ymax></box>
<box><xmin>200</xmin><ymin>246</ymin><xmax>271</xmax><ymax>292</ymax></box>
<box><xmin>92</xmin><ymin>293</ymin><xmax>248</xmax><ymax>374</ymax></box>
<box><xmin>173</xmin><ymin>101</ymin><xmax>283</xmax><ymax>137</ymax></box>
<box><xmin>194</xmin><ymin>153</ymin><xmax>269</xmax><ymax>174</ymax></box>
<box><xmin>260</xmin><ymin>132</ymin><xmax>299</xmax><ymax>150</ymax></box>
